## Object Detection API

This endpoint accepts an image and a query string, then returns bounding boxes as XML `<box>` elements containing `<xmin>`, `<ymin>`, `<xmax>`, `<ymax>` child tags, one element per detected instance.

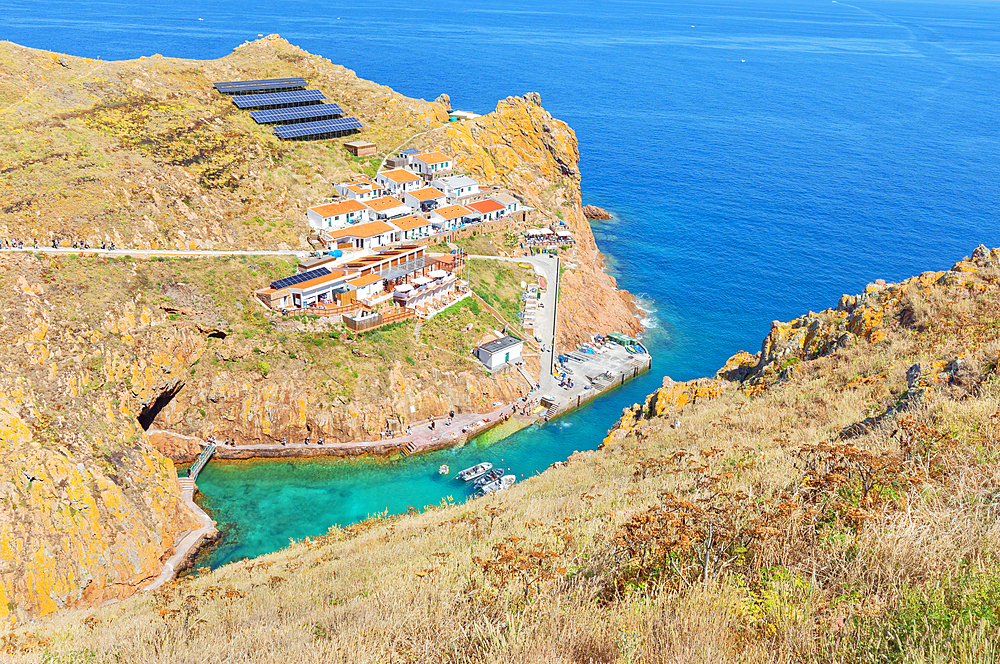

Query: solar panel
<box><xmin>251</xmin><ymin>103</ymin><xmax>344</xmax><ymax>124</ymax></box>
<box><xmin>232</xmin><ymin>89</ymin><xmax>326</xmax><ymax>109</ymax></box>
<box><xmin>214</xmin><ymin>78</ymin><xmax>307</xmax><ymax>94</ymax></box>
<box><xmin>273</xmin><ymin>117</ymin><xmax>364</xmax><ymax>139</ymax></box>
<box><xmin>270</xmin><ymin>267</ymin><xmax>331</xmax><ymax>290</ymax></box>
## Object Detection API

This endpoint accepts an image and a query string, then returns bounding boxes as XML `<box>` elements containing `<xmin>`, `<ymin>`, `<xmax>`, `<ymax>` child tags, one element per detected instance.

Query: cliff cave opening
<box><xmin>138</xmin><ymin>381</ymin><xmax>185</xmax><ymax>431</ymax></box>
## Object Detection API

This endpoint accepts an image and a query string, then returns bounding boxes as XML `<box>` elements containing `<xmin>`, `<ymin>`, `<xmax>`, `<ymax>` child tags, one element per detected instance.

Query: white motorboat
<box><xmin>456</xmin><ymin>462</ymin><xmax>493</xmax><ymax>482</ymax></box>
<box><xmin>480</xmin><ymin>474</ymin><xmax>516</xmax><ymax>495</ymax></box>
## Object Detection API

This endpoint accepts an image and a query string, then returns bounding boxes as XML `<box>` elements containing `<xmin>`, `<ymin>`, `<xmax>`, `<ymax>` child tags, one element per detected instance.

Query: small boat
<box><xmin>456</xmin><ymin>462</ymin><xmax>493</xmax><ymax>482</ymax></box>
<box><xmin>438</xmin><ymin>464</ymin><xmax>449</xmax><ymax>475</ymax></box>
<box><xmin>480</xmin><ymin>475</ymin><xmax>516</xmax><ymax>495</ymax></box>
<box><xmin>473</xmin><ymin>468</ymin><xmax>504</xmax><ymax>489</ymax></box>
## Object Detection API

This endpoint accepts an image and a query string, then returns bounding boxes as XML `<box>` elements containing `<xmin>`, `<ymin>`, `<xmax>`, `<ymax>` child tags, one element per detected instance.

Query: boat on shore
<box><xmin>456</xmin><ymin>462</ymin><xmax>493</xmax><ymax>481</ymax></box>
<box><xmin>473</xmin><ymin>467</ymin><xmax>504</xmax><ymax>489</ymax></box>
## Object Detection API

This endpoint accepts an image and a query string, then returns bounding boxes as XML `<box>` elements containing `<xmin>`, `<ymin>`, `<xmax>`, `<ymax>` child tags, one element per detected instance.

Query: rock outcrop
<box><xmin>582</xmin><ymin>205</ymin><xmax>612</xmax><ymax>220</ymax></box>
<box><xmin>425</xmin><ymin>94</ymin><xmax>642</xmax><ymax>346</ymax></box>
<box><xmin>606</xmin><ymin>244</ymin><xmax>1000</xmax><ymax>442</ymax></box>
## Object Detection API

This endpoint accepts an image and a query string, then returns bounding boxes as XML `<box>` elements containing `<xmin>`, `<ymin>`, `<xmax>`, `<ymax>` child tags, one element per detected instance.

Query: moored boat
<box><xmin>438</xmin><ymin>464</ymin><xmax>449</xmax><ymax>475</ymax></box>
<box><xmin>480</xmin><ymin>474</ymin><xmax>516</xmax><ymax>495</ymax></box>
<box><xmin>456</xmin><ymin>462</ymin><xmax>493</xmax><ymax>481</ymax></box>
<box><xmin>473</xmin><ymin>468</ymin><xmax>504</xmax><ymax>489</ymax></box>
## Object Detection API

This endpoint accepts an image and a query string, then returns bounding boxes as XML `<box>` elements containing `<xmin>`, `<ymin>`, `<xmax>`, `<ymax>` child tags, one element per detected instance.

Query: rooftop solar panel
<box><xmin>232</xmin><ymin>89</ymin><xmax>326</xmax><ymax>109</ymax></box>
<box><xmin>270</xmin><ymin>267</ymin><xmax>332</xmax><ymax>290</ymax></box>
<box><xmin>273</xmin><ymin>117</ymin><xmax>364</xmax><ymax>140</ymax></box>
<box><xmin>214</xmin><ymin>78</ymin><xmax>307</xmax><ymax>94</ymax></box>
<box><xmin>251</xmin><ymin>103</ymin><xmax>345</xmax><ymax>124</ymax></box>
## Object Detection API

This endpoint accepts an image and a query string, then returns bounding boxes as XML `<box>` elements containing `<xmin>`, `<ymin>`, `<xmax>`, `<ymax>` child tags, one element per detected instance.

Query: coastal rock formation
<box><xmin>0</xmin><ymin>256</ymin><xmax>201</xmax><ymax>626</ymax></box>
<box><xmin>582</xmin><ymin>205</ymin><xmax>612</xmax><ymax>220</ymax></box>
<box><xmin>425</xmin><ymin>94</ymin><xmax>642</xmax><ymax>346</ymax></box>
<box><xmin>606</xmin><ymin>244</ymin><xmax>1000</xmax><ymax>440</ymax></box>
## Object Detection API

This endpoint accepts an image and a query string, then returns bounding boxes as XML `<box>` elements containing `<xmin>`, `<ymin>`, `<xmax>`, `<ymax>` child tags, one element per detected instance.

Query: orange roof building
<box><xmin>307</xmin><ymin>199</ymin><xmax>369</xmax><ymax>230</ymax></box>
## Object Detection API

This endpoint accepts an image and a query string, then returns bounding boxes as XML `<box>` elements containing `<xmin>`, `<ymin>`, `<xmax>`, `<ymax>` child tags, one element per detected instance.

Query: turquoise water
<box><xmin>9</xmin><ymin>0</ymin><xmax>1000</xmax><ymax>566</ymax></box>
<box><xmin>192</xmin><ymin>375</ymin><xmax>653</xmax><ymax>567</ymax></box>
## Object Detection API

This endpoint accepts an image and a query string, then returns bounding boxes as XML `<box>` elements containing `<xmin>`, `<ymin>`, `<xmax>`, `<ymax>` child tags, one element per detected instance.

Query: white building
<box><xmin>475</xmin><ymin>336</ymin><xmax>524</xmax><ymax>372</ymax></box>
<box><xmin>403</xmin><ymin>186</ymin><xmax>447</xmax><ymax>212</ymax></box>
<box><xmin>429</xmin><ymin>204</ymin><xmax>474</xmax><ymax>231</ymax></box>
<box><xmin>307</xmin><ymin>199</ymin><xmax>369</xmax><ymax>231</ymax></box>
<box><xmin>489</xmin><ymin>192</ymin><xmax>522</xmax><ymax>215</ymax></box>
<box><xmin>375</xmin><ymin>168</ymin><xmax>423</xmax><ymax>197</ymax></box>
<box><xmin>410</xmin><ymin>151</ymin><xmax>454</xmax><ymax>178</ymax></box>
<box><xmin>430</xmin><ymin>175</ymin><xmax>479</xmax><ymax>205</ymax></box>
<box><xmin>392</xmin><ymin>214</ymin><xmax>434</xmax><ymax>241</ymax></box>
<box><xmin>465</xmin><ymin>198</ymin><xmax>506</xmax><ymax>222</ymax></box>
<box><xmin>364</xmin><ymin>195</ymin><xmax>411</xmax><ymax>221</ymax></box>
<box><xmin>347</xmin><ymin>273</ymin><xmax>386</xmax><ymax>302</ymax></box>
<box><xmin>335</xmin><ymin>178</ymin><xmax>383</xmax><ymax>203</ymax></box>
<box><xmin>323</xmin><ymin>220</ymin><xmax>400</xmax><ymax>250</ymax></box>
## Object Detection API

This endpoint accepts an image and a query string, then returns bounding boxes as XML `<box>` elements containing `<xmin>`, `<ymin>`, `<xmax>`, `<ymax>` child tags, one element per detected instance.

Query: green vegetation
<box><xmin>465</xmin><ymin>258</ymin><xmax>535</xmax><ymax>330</ymax></box>
<box><xmin>453</xmin><ymin>231</ymin><xmax>501</xmax><ymax>256</ymax></box>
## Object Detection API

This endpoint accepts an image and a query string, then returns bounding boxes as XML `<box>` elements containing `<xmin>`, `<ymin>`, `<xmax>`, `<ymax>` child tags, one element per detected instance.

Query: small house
<box><xmin>465</xmin><ymin>198</ymin><xmax>506</xmax><ymax>223</ymax></box>
<box><xmin>429</xmin><ymin>204</ymin><xmax>475</xmax><ymax>231</ymax></box>
<box><xmin>347</xmin><ymin>273</ymin><xmax>386</xmax><ymax>301</ymax></box>
<box><xmin>375</xmin><ymin>168</ymin><xmax>423</xmax><ymax>197</ymax></box>
<box><xmin>307</xmin><ymin>199</ymin><xmax>369</xmax><ymax>230</ymax></box>
<box><xmin>430</xmin><ymin>175</ymin><xmax>480</xmax><ymax>205</ymax></box>
<box><xmin>403</xmin><ymin>186</ymin><xmax>447</xmax><ymax>212</ymax></box>
<box><xmin>475</xmin><ymin>336</ymin><xmax>524</xmax><ymax>372</ymax></box>
<box><xmin>489</xmin><ymin>192</ymin><xmax>521</xmax><ymax>216</ymax></box>
<box><xmin>392</xmin><ymin>214</ymin><xmax>434</xmax><ymax>240</ymax></box>
<box><xmin>410</xmin><ymin>151</ymin><xmax>454</xmax><ymax>178</ymax></box>
<box><xmin>345</xmin><ymin>140</ymin><xmax>377</xmax><ymax>157</ymax></box>
<box><xmin>364</xmin><ymin>195</ymin><xmax>411</xmax><ymax>221</ymax></box>
<box><xmin>324</xmin><ymin>220</ymin><xmax>400</xmax><ymax>250</ymax></box>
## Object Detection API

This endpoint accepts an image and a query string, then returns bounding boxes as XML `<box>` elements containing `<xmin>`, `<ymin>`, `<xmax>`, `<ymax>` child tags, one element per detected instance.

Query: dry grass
<box><xmin>6</xmin><ymin>268</ymin><xmax>1000</xmax><ymax>662</ymax></box>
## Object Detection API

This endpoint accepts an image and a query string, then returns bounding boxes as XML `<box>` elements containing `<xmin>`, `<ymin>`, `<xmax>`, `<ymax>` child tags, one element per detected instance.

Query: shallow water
<box><xmin>191</xmin><ymin>373</ymin><xmax>658</xmax><ymax>568</ymax></box>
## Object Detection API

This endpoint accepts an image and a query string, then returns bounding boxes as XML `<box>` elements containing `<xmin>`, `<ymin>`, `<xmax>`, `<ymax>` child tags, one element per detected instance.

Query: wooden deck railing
<box><xmin>286</xmin><ymin>302</ymin><xmax>372</xmax><ymax>317</ymax></box>
<box><xmin>344</xmin><ymin>307</ymin><xmax>416</xmax><ymax>333</ymax></box>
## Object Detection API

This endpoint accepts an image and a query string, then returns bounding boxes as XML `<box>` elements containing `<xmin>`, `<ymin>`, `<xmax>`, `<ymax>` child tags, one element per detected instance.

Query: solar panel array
<box><xmin>232</xmin><ymin>89</ymin><xmax>326</xmax><ymax>109</ymax></box>
<box><xmin>270</xmin><ymin>267</ymin><xmax>331</xmax><ymax>290</ymax></box>
<box><xmin>251</xmin><ymin>103</ymin><xmax>344</xmax><ymax>124</ymax></box>
<box><xmin>214</xmin><ymin>77</ymin><xmax>307</xmax><ymax>94</ymax></box>
<box><xmin>273</xmin><ymin>117</ymin><xmax>363</xmax><ymax>139</ymax></box>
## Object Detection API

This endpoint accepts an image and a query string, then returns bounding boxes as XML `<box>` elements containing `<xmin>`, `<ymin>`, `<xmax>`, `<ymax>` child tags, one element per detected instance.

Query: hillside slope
<box><xmin>7</xmin><ymin>247</ymin><xmax>999</xmax><ymax>662</ymax></box>
<box><xmin>0</xmin><ymin>38</ymin><xmax>641</xmax><ymax>626</ymax></box>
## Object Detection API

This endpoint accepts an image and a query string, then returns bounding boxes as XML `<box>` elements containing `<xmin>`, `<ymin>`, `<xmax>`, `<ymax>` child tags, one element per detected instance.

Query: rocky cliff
<box><xmin>424</xmin><ymin>94</ymin><xmax>642</xmax><ymax>346</ymax></box>
<box><xmin>0</xmin><ymin>255</ymin><xmax>201</xmax><ymax>627</ymax></box>
<box><xmin>608</xmin><ymin>244</ymin><xmax>1000</xmax><ymax>440</ymax></box>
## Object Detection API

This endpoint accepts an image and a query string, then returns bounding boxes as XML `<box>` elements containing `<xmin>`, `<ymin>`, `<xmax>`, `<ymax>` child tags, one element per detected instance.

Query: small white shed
<box><xmin>475</xmin><ymin>335</ymin><xmax>524</xmax><ymax>372</ymax></box>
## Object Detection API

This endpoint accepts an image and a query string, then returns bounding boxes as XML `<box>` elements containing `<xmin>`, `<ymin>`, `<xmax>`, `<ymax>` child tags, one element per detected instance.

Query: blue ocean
<box><xmin>7</xmin><ymin>0</ymin><xmax>1000</xmax><ymax>566</ymax></box>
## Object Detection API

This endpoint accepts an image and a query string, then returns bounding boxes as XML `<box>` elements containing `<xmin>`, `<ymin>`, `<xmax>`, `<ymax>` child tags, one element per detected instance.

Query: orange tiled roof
<box><xmin>378</xmin><ymin>168</ymin><xmax>421</xmax><ymax>184</ymax></box>
<box><xmin>433</xmin><ymin>205</ymin><xmax>472</xmax><ymax>220</ymax></box>
<box><xmin>466</xmin><ymin>199</ymin><xmax>505</xmax><ymax>214</ymax></box>
<box><xmin>412</xmin><ymin>151</ymin><xmax>452</xmax><ymax>165</ymax></box>
<box><xmin>365</xmin><ymin>195</ymin><xmax>407</xmax><ymax>212</ymax></box>
<box><xmin>407</xmin><ymin>187</ymin><xmax>445</xmax><ymax>202</ymax></box>
<box><xmin>326</xmin><ymin>220</ymin><xmax>396</xmax><ymax>239</ymax></box>
<box><xmin>392</xmin><ymin>214</ymin><xmax>431</xmax><ymax>231</ymax></box>
<box><xmin>309</xmin><ymin>199</ymin><xmax>368</xmax><ymax>218</ymax></box>
<box><xmin>348</xmin><ymin>273</ymin><xmax>385</xmax><ymax>288</ymax></box>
